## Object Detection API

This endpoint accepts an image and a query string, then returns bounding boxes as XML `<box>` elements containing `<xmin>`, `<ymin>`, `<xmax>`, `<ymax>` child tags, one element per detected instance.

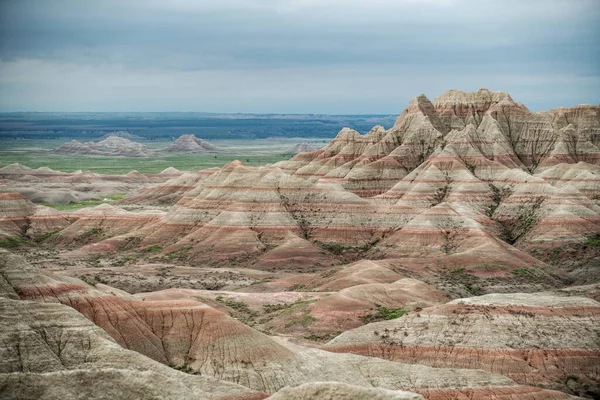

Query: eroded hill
<box><xmin>1</xmin><ymin>89</ymin><xmax>599</xmax><ymax>399</ymax></box>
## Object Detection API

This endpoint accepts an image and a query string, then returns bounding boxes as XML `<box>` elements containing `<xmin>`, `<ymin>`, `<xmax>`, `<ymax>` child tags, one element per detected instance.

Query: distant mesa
<box><xmin>288</xmin><ymin>142</ymin><xmax>317</xmax><ymax>154</ymax></box>
<box><xmin>52</xmin><ymin>134</ymin><xmax>154</xmax><ymax>157</ymax></box>
<box><xmin>162</xmin><ymin>134</ymin><xmax>221</xmax><ymax>153</ymax></box>
<box><xmin>97</xmin><ymin>131</ymin><xmax>143</xmax><ymax>140</ymax></box>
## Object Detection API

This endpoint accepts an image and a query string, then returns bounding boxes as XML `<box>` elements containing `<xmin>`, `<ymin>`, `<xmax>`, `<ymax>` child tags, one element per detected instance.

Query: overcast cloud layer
<box><xmin>0</xmin><ymin>0</ymin><xmax>598</xmax><ymax>113</ymax></box>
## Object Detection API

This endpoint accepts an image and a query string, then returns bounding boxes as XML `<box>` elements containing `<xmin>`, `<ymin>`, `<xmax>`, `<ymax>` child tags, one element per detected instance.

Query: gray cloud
<box><xmin>0</xmin><ymin>0</ymin><xmax>598</xmax><ymax>112</ymax></box>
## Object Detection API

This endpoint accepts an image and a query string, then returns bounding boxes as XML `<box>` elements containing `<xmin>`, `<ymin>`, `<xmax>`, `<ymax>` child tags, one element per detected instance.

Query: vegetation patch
<box><xmin>142</xmin><ymin>245</ymin><xmax>163</xmax><ymax>253</ymax></box>
<box><xmin>511</xmin><ymin>267</ymin><xmax>532</xmax><ymax>277</ymax></box>
<box><xmin>467</xmin><ymin>264</ymin><xmax>509</xmax><ymax>271</ymax></box>
<box><xmin>486</xmin><ymin>184</ymin><xmax>513</xmax><ymax>217</ymax></box>
<box><xmin>43</xmin><ymin>194</ymin><xmax>126</xmax><ymax>210</ymax></box>
<box><xmin>215</xmin><ymin>295</ymin><xmax>252</xmax><ymax>313</ymax></box>
<box><xmin>263</xmin><ymin>299</ymin><xmax>316</xmax><ymax>313</ymax></box>
<box><xmin>497</xmin><ymin>197</ymin><xmax>543</xmax><ymax>244</ymax></box>
<box><xmin>0</xmin><ymin>236</ymin><xmax>29</xmax><ymax>248</ymax></box>
<box><xmin>171</xmin><ymin>364</ymin><xmax>194</xmax><ymax>374</ymax></box>
<box><xmin>76</xmin><ymin>227</ymin><xmax>104</xmax><ymax>244</ymax></box>
<box><xmin>361</xmin><ymin>307</ymin><xmax>409</xmax><ymax>324</ymax></box>
<box><xmin>162</xmin><ymin>245</ymin><xmax>192</xmax><ymax>261</ymax></box>
<box><xmin>285</xmin><ymin>314</ymin><xmax>316</xmax><ymax>328</ymax></box>
<box><xmin>583</xmin><ymin>232</ymin><xmax>600</xmax><ymax>248</ymax></box>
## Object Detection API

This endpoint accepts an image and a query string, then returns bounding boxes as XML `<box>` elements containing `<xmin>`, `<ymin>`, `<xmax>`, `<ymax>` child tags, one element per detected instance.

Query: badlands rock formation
<box><xmin>163</xmin><ymin>134</ymin><xmax>221</xmax><ymax>153</ymax></box>
<box><xmin>1</xmin><ymin>89</ymin><xmax>599</xmax><ymax>399</ymax></box>
<box><xmin>97</xmin><ymin>130</ymin><xmax>144</xmax><ymax>140</ymax></box>
<box><xmin>288</xmin><ymin>142</ymin><xmax>317</xmax><ymax>154</ymax></box>
<box><xmin>53</xmin><ymin>134</ymin><xmax>154</xmax><ymax>157</ymax></box>
<box><xmin>0</xmin><ymin>250</ymin><xmax>581</xmax><ymax>399</ymax></box>
<box><xmin>325</xmin><ymin>293</ymin><xmax>600</xmax><ymax>397</ymax></box>
<box><xmin>0</xmin><ymin>163</ymin><xmax>179</xmax><ymax>205</ymax></box>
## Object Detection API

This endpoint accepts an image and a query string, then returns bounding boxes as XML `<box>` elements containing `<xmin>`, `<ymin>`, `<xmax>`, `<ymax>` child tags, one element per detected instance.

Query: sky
<box><xmin>0</xmin><ymin>0</ymin><xmax>598</xmax><ymax>114</ymax></box>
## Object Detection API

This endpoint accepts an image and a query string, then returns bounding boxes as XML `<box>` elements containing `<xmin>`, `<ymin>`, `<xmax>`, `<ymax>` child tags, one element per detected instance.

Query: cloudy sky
<box><xmin>0</xmin><ymin>0</ymin><xmax>598</xmax><ymax>113</ymax></box>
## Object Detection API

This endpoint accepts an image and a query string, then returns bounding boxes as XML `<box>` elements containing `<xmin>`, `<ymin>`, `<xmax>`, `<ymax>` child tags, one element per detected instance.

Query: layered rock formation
<box><xmin>0</xmin><ymin>187</ymin><xmax>36</xmax><ymax>239</ymax></box>
<box><xmin>1</xmin><ymin>250</ymin><xmax>582</xmax><ymax>399</ymax></box>
<box><xmin>2</xmin><ymin>89</ymin><xmax>599</xmax><ymax>400</ymax></box>
<box><xmin>288</xmin><ymin>142</ymin><xmax>317</xmax><ymax>154</ymax></box>
<box><xmin>325</xmin><ymin>293</ymin><xmax>600</xmax><ymax>398</ymax></box>
<box><xmin>163</xmin><ymin>134</ymin><xmax>221</xmax><ymax>153</ymax></box>
<box><xmin>0</xmin><ymin>297</ymin><xmax>266</xmax><ymax>400</ymax></box>
<box><xmin>97</xmin><ymin>130</ymin><xmax>144</xmax><ymax>140</ymax></box>
<box><xmin>277</xmin><ymin>88</ymin><xmax>599</xmax><ymax>197</ymax></box>
<box><xmin>53</xmin><ymin>135</ymin><xmax>154</xmax><ymax>157</ymax></box>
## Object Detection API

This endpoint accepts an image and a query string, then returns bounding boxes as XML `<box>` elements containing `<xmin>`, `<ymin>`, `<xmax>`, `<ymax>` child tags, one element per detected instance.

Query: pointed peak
<box><xmin>335</xmin><ymin>127</ymin><xmax>361</xmax><ymax>139</ymax></box>
<box><xmin>222</xmin><ymin>160</ymin><xmax>246</xmax><ymax>171</ymax></box>
<box><xmin>409</xmin><ymin>94</ymin><xmax>433</xmax><ymax>106</ymax></box>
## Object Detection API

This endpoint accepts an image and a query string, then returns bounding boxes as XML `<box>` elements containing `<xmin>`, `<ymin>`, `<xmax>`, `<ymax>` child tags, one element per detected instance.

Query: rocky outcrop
<box><xmin>163</xmin><ymin>134</ymin><xmax>221</xmax><ymax>153</ymax></box>
<box><xmin>1</xmin><ymin>250</ymin><xmax>579</xmax><ymax>399</ymax></box>
<box><xmin>277</xmin><ymin>89</ymin><xmax>600</xmax><ymax>197</ymax></box>
<box><xmin>0</xmin><ymin>187</ymin><xmax>36</xmax><ymax>239</ymax></box>
<box><xmin>268</xmin><ymin>382</ymin><xmax>423</xmax><ymax>400</ymax></box>
<box><xmin>325</xmin><ymin>293</ymin><xmax>600</xmax><ymax>398</ymax></box>
<box><xmin>288</xmin><ymin>142</ymin><xmax>317</xmax><ymax>154</ymax></box>
<box><xmin>53</xmin><ymin>135</ymin><xmax>154</xmax><ymax>157</ymax></box>
<box><xmin>97</xmin><ymin>131</ymin><xmax>143</xmax><ymax>140</ymax></box>
<box><xmin>0</xmin><ymin>298</ymin><xmax>266</xmax><ymax>400</ymax></box>
<box><xmin>309</xmin><ymin>278</ymin><xmax>449</xmax><ymax>333</ymax></box>
<box><xmin>119</xmin><ymin>170</ymin><xmax>218</xmax><ymax>206</ymax></box>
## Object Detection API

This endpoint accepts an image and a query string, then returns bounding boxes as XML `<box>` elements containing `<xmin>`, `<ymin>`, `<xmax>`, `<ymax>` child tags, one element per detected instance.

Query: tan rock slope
<box><xmin>289</xmin><ymin>142</ymin><xmax>318</xmax><ymax>154</ymax></box>
<box><xmin>0</xmin><ymin>297</ymin><xmax>266</xmax><ymax>400</ymax></box>
<box><xmin>267</xmin><ymin>382</ymin><xmax>424</xmax><ymax>400</ymax></box>
<box><xmin>0</xmin><ymin>250</ymin><xmax>579</xmax><ymax>399</ymax></box>
<box><xmin>1</xmin><ymin>89</ymin><xmax>599</xmax><ymax>399</ymax></box>
<box><xmin>163</xmin><ymin>134</ymin><xmax>221</xmax><ymax>153</ymax></box>
<box><xmin>97</xmin><ymin>130</ymin><xmax>144</xmax><ymax>140</ymax></box>
<box><xmin>53</xmin><ymin>134</ymin><xmax>154</xmax><ymax>157</ymax></box>
<box><xmin>325</xmin><ymin>292</ymin><xmax>600</xmax><ymax>397</ymax></box>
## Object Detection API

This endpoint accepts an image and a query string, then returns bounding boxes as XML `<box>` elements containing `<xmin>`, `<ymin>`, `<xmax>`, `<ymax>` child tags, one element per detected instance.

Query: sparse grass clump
<box><xmin>44</xmin><ymin>194</ymin><xmax>126</xmax><ymax>211</ymax></box>
<box><xmin>361</xmin><ymin>307</ymin><xmax>409</xmax><ymax>324</ymax></box>
<box><xmin>285</xmin><ymin>314</ymin><xmax>316</xmax><ymax>328</ymax></box>
<box><xmin>583</xmin><ymin>232</ymin><xmax>600</xmax><ymax>248</ymax></box>
<box><xmin>0</xmin><ymin>236</ymin><xmax>29</xmax><ymax>248</ymax></box>
<box><xmin>162</xmin><ymin>245</ymin><xmax>192</xmax><ymax>261</ymax></box>
<box><xmin>215</xmin><ymin>295</ymin><xmax>251</xmax><ymax>313</ymax></box>
<box><xmin>511</xmin><ymin>267</ymin><xmax>532</xmax><ymax>277</ymax></box>
<box><xmin>142</xmin><ymin>245</ymin><xmax>163</xmax><ymax>253</ymax></box>
<box><xmin>172</xmin><ymin>364</ymin><xmax>193</xmax><ymax>374</ymax></box>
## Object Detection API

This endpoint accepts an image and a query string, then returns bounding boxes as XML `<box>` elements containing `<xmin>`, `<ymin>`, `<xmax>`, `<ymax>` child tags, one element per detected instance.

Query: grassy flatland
<box><xmin>0</xmin><ymin>138</ymin><xmax>326</xmax><ymax>174</ymax></box>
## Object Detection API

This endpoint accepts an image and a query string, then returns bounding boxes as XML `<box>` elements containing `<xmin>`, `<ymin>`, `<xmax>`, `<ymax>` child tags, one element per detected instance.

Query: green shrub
<box><xmin>511</xmin><ymin>267</ymin><xmax>532</xmax><ymax>277</ymax></box>
<box><xmin>142</xmin><ymin>245</ymin><xmax>163</xmax><ymax>253</ymax></box>
<box><xmin>0</xmin><ymin>236</ymin><xmax>28</xmax><ymax>248</ymax></box>
<box><xmin>361</xmin><ymin>307</ymin><xmax>409</xmax><ymax>324</ymax></box>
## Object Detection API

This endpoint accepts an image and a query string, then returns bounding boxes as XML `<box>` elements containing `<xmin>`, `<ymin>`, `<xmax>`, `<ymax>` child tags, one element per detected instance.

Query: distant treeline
<box><xmin>0</xmin><ymin>113</ymin><xmax>396</xmax><ymax>140</ymax></box>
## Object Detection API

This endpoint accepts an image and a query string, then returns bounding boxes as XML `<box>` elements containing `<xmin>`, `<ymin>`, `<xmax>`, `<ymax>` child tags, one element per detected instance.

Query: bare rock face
<box><xmin>309</xmin><ymin>278</ymin><xmax>449</xmax><ymax>333</ymax></box>
<box><xmin>277</xmin><ymin>89</ymin><xmax>600</xmax><ymax>197</ymax></box>
<box><xmin>120</xmin><ymin>169</ymin><xmax>218</xmax><ymax>206</ymax></box>
<box><xmin>268</xmin><ymin>382</ymin><xmax>424</xmax><ymax>400</ymax></box>
<box><xmin>0</xmin><ymin>187</ymin><xmax>36</xmax><ymax>238</ymax></box>
<box><xmin>163</xmin><ymin>134</ymin><xmax>221</xmax><ymax>153</ymax></box>
<box><xmin>0</xmin><ymin>298</ymin><xmax>266</xmax><ymax>400</ymax></box>
<box><xmin>325</xmin><ymin>292</ymin><xmax>600</xmax><ymax>398</ymax></box>
<box><xmin>1</xmin><ymin>250</ymin><xmax>579</xmax><ymax>399</ymax></box>
<box><xmin>2</xmin><ymin>89</ymin><xmax>598</xmax><ymax>399</ymax></box>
